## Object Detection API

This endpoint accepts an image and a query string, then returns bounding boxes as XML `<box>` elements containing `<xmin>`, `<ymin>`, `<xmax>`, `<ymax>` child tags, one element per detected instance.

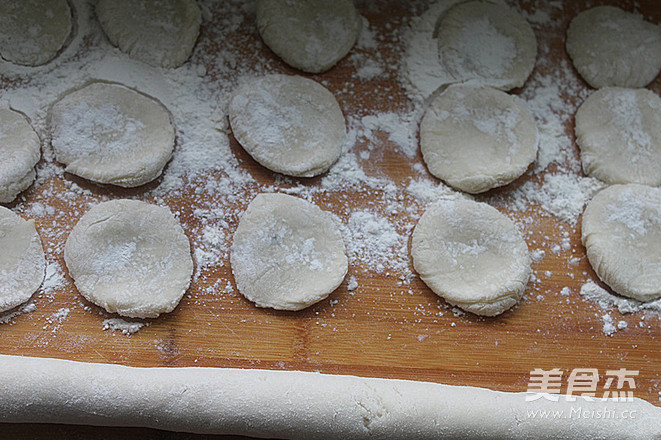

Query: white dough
<box><xmin>96</xmin><ymin>0</ymin><xmax>201</xmax><ymax>68</ymax></box>
<box><xmin>435</xmin><ymin>0</ymin><xmax>537</xmax><ymax>90</ymax></box>
<box><xmin>64</xmin><ymin>199</ymin><xmax>193</xmax><ymax>319</ymax></box>
<box><xmin>1</xmin><ymin>354</ymin><xmax>660</xmax><ymax>439</ymax></box>
<box><xmin>230</xmin><ymin>193</ymin><xmax>348</xmax><ymax>311</ymax></box>
<box><xmin>229</xmin><ymin>74</ymin><xmax>345</xmax><ymax>178</ymax></box>
<box><xmin>0</xmin><ymin>207</ymin><xmax>45</xmax><ymax>312</ymax></box>
<box><xmin>582</xmin><ymin>184</ymin><xmax>661</xmax><ymax>302</ymax></box>
<box><xmin>257</xmin><ymin>0</ymin><xmax>360</xmax><ymax>73</ymax></box>
<box><xmin>0</xmin><ymin>109</ymin><xmax>41</xmax><ymax>203</ymax></box>
<box><xmin>49</xmin><ymin>82</ymin><xmax>175</xmax><ymax>188</ymax></box>
<box><xmin>411</xmin><ymin>198</ymin><xmax>531</xmax><ymax>316</ymax></box>
<box><xmin>575</xmin><ymin>87</ymin><xmax>661</xmax><ymax>187</ymax></box>
<box><xmin>420</xmin><ymin>84</ymin><xmax>538</xmax><ymax>194</ymax></box>
<box><xmin>566</xmin><ymin>6</ymin><xmax>661</xmax><ymax>89</ymax></box>
<box><xmin>0</xmin><ymin>0</ymin><xmax>72</xmax><ymax>66</ymax></box>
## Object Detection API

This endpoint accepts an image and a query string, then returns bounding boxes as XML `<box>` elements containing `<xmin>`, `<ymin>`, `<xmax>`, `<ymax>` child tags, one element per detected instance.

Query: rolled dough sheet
<box><xmin>0</xmin><ymin>354</ymin><xmax>659</xmax><ymax>439</ymax></box>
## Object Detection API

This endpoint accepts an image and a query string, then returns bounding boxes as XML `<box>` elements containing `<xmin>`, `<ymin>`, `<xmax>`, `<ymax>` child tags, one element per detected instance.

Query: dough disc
<box><xmin>229</xmin><ymin>74</ymin><xmax>345</xmax><ymax>178</ymax></box>
<box><xmin>230</xmin><ymin>193</ymin><xmax>348</xmax><ymax>311</ymax></box>
<box><xmin>0</xmin><ymin>206</ymin><xmax>45</xmax><ymax>312</ymax></box>
<box><xmin>0</xmin><ymin>0</ymin><xmax>72</xmax><ymax>66</ymax></box>
<box><xmin>411</xmin><ymin>199</ymin><xmax>531</xmax><ymax>316</ymax></box>
<box><xmin>575</xmin><ymin>87</ymin><xmax>661</xmax><ymax>187</ymax></box>
<box><xmin>566</xmin><ymin>6</ymin><xmax>661</xmax><ymax>89</ymax></box>
<box><xmin>64</xmin><ymin>200</ymin><xmax>193</xmax><ymax>318</ymax></box>
<box><xmin>257</xmin><ymin>0</ymin><xmax>360</xmax><ymax>73</ymax></box>
<box><xmin>96</xmin><ymin>0</ymin><xmax>201</xmax><ymax>68</ymax></box>
<box><xmin>50</xmin><ymin>82</ymin><xmax>175</xmax><ymax>188</ymax></box>
<box><xmin>582</xmin><ymin>184</ymin><xmax>661</xmax><ymax>302</ymax></box>
<box><xmin>420</xmin><ymin>84</ymin><xmax>538</xmax><ymax>194</ymax></box>
<box><xmin>0</xmin><ymin>109</ymin><xmax>41</xmax><ymax>203</ymax></box>
<box><xmin>436</xmin><ymin>1</ymin><xmax>537</xmax><ymax>90</ymax></box>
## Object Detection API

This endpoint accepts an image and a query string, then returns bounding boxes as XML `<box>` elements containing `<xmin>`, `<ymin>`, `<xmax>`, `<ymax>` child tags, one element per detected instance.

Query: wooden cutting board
<box><xmin>1</xmin><ymin>0</ymin><xmax>660</xmax><ymax>438</ymax></box>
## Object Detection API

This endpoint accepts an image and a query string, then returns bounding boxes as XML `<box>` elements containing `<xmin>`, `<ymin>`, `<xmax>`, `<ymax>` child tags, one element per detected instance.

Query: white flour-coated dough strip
<box><xmin>0</xmin><ymin>354</ymin><xmax>659</xmax><ymax>439</ymax></box>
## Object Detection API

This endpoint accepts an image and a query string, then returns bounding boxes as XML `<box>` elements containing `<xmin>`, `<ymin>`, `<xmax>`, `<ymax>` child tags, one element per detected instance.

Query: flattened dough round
<box><xmin>582</xmin><ymin>184</ymin><xmax>661</xmax><ymax>302</ymax></box>
<box><xmin>411</xmin><ymin>199</ymin><xmax>531</xmax><ymax>316</ymax></box>
<box><xmin>96</xmin><ymin>0</ymin><xmax>201</xmax><ymax>68</ymax></box>
<box><xmin>0</xmin><ymin>206</ymin><xmax>45</xmax><ymax>312</ymax></box>
<box><xmin>229</xmin><ymin>74</ymin><xmax>345</xmax><ymax>177</ymax></box>
<box><xmin>436</xmin><ymin>1</ymin><xmax>537</xmax><ymax>90</ymax></box>
<box><xmin>50</xmin><ymin>82</ymin><xmax>175</xmax><ymax>187</ymax></box>
<box><xmin>566</xmin><ymin>6</ymin><xmax>661</xmax><ymax>89</ymax></box>
<box><xmin>0</xmin><ymin>0</ymin><xmax>72</xmax><ymax>66</ymax></box>
<box><xmin>257</xmin><ymin>0</ymin><xmax>360</xmax><ymax>73</ymax></box>
<box><xmin>420</xmin><ymin>84</ymin><xmax>538</xmax><ymax>194</ymax></box>
<box><xmin>64</xmin><ymin>200</ymin><xmax>193</xmax><ymax>318</ymax></box>
<box><xmin>230</xmin><ymin>193</ymin><xmax>348</xmax><ymax>311</ymax></box>
<box><xmin>575</xmin><ymin>87</ymin><xmax>661</xmax><ymax>187</ymax></box>
<box><xmin>0</xmin><ymin>109</ymin><xmax>41</xmax><ymax>203</ymax></box>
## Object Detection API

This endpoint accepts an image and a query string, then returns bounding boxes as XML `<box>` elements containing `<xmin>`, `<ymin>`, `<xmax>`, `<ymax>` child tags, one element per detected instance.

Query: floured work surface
<box><xmin>0</xmin><ymin>0</ymin><xmax>660</xmax><ymax>438</ymax></box>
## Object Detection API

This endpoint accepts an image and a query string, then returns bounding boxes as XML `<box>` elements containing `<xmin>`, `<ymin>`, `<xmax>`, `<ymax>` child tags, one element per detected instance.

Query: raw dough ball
<box><xmin>64</xmin><ymin>199</ymin><xmax>193</xmax><ymax>318</ymax></box>
<box><xmin>257</xmin><ymin>0</ymin><xmax>360</xmax><ymax>73</ymax></box>
<box><xmin>0</xmin><ymin>109</ymin><xmax>41</xmax><ymax>203</ymax></box>
<box><xmin>96</xmin><ymin>0</ymin><xmax>201</xmax><ymax>68</ymax></box>
<box><xmin>436</xmin><ymin>1</ymin><xmax>537</xmax><ymax>90</ymax></box>
<box><xmin>582</xmin><ymin>184</ymin><xmax>661</xmax><ymax>302</ymax></box>
<box><xmin>0</xmin><ymin>0</ymin><xmax>72</xmax><ymax>66</ymax></box>
<box><xmin>229</xmin><ymin>74</ymin><xmax>345</xmax><ymax>177</ymax></box>
<box><xmin>230</xmin><ymin>193</ymin><xmax>348</xmax><ymax>311</ymax></box>
<box><xmin>411</xmin><ymin>199</ymin><xmax>531</xmax><ymax>316</ymax></box>
<box><xmin>575</xmin><ymin>87</ymin><xmax>661</xmax><ymax>187</ymax></box>
<box><xmin>50</xmin><ymin>82</ymin><xmax>175</xmax><ymax>188</ymax></box>
<box><xmin>0</xmin><ymin>206</ymin><xmax>45</xmax><ymax>312</ymax></box>
<box><xmin>566</xmin><ymin>6</ymin><xmax>661</xmax><ymax>89</ymax></box>
<box><xmin>420</xmin><ymin>84</ymin><xmax>538</xmax><ymax>194</ymax></box>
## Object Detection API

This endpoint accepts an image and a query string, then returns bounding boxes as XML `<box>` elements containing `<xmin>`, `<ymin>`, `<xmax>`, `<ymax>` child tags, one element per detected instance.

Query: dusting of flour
<box><xmin>1</xmin><ymin>0</ymin><xmax>658</xmax><ymax>352</ymax></box>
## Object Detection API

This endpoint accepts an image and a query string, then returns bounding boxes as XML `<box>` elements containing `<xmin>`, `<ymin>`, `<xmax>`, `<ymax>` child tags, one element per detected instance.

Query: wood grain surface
<box><xmin>1</xmin><ymin>0</ymin><xmax>660</xmax><ymax>438</ymax></box>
